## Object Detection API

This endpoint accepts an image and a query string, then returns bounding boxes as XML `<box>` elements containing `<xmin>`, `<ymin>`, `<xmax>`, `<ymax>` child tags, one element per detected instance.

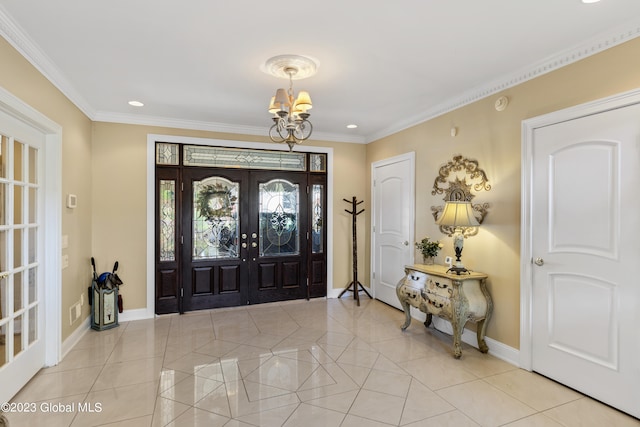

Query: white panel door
<box><xmin>0</xmin><ymin>108</ymin><xmax>46</xmax><ymax>403</ymax></box>
<box><xmin>372</xmin><ymin>153</ymin><xmax>414</xmax><ymax>309</ymax></box>
<box><xmin>531</xmin><ymin>103</ymin><xmax>640</xmax><ymax>418</ymax></box>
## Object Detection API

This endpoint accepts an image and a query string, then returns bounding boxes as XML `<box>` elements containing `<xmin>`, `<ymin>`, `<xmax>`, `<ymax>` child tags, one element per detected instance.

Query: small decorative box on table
<box><xmin>396</xmin><ymin>264</ymin><xmax>492</xmax><ymax>358</ymax></box>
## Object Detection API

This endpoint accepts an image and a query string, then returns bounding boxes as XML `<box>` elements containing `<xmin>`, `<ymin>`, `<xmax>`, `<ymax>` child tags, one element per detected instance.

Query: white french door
<box><xmin>524</xmin><ymin>96</ymin><xmax>640</xmax><ymax>418</ymax></box>
<box><xmin>371</xmin><ymin>152</ymin><xmax>415</xmax><ymax>309</ymax></box>
<box><xmin>0</xmin><ymin>108</ymin><xmax>46</xmax><ymax>403</ymax></box>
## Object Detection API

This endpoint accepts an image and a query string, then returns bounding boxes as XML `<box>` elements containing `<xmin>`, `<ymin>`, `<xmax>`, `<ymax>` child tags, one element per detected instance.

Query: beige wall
<box><xmin>0</xmin><ymin>38</ymin><xmax>93</xmax><ymax>342</ymax></box>
<box><xmin>91</xmin><ymin>124</ymin><xmax>367</xmax><ymax>310</ymax></box>
<box><xmin>366</xmin><ymin>37</ymin><xmax>640</xmax><ymax>349</ymax></box>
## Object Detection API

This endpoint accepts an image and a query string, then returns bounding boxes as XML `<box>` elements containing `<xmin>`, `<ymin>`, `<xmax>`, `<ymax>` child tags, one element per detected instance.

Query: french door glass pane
<box><xmin>0</xmin><ymin>135</ymin><xmax>7</xmax><ymax>178</ymax></box>
<box><xmin>312</xmin><ymin>184</ymin><xmax>324</xmax><ymax>253</ymax></box>
<box><xmin>28</xmin><ymin>227</ymin><xmax>37</xmax><ymax>263</ymax></box>
<box><xmin>13</xmin><ymin>185</ymin><xmax>22</xmax><ymax>225</ymax></box>
<box><xmin>28</xmin><ymin>307</ymin><xmax>36</xmax><ymax>345</ymax></box>
<box><xmin>13</xmin><ymin>229</ymin><xmax>22</xmax><ymax>268</ymax></box>
<box><xmin>259</xmin><ymin>179</ymin><xmax>299</xmax><ymax>256</ymax></box>
<box><xmin>28</xmin><ymin>267</ymin><xmax>37</xmax><ymax>304</ymax></box>
<box><xmin>13</xmin><ymin>140</ymin><xmax>23</xmax><ymax>182</ymax></box>
<box><xmin>28</xmin><ymin>187</ymin><xmax>37</xmax><ymax>223</ymax></box>
<box><xmin>0</xmin><ymin>183</ymin><xmax>5</xmax><ymax>225</ymax></box>
<box><xmin>14</xmin><ymin>314</ymin><xmax>23</xmax><ymax>356</ymax></box>
<box><xmin>28</xmin><ymin>146</ymin><xmax>37</xmax><ymax>184</ymax></box>
<box><xmin>0</xmin><ymin>275</ymin><xmax>6</xmax><ymax>320</ymax></box>
<box><xmin>13</xmin><ymin>271</ymin><xmax>22</xmax><ymax>313</ymax></box>
<box><xmin>159</xmin><ymin>180</ymin><xmax>176</xmax><ymax>262</ymax></box>
<box><xmin>193</xmin><ymin>177</ymin><xmax>240</xmax><ymax>260</ymax></box>
<box><xmin>0</xmin><ymin>323</ymin><xmax>6</xmax><ymax>368</ymax></box>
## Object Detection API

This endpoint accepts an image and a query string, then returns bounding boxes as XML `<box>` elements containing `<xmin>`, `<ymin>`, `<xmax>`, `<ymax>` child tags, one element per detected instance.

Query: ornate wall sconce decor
<box><xmin>431</xmin><ymin>155</ymin><xmax>491</xmax><ymax>238</ymax></box>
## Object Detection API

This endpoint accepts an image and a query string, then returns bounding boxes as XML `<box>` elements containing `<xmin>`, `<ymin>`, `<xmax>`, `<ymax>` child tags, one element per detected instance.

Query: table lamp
<box><xmin>436</xmin><ymin>201</ymin><xmax>479</xmax><ymax>274</ymax></box>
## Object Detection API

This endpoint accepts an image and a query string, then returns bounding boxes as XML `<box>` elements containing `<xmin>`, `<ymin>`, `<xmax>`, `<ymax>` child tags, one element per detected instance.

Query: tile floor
<box><xmin>5</xmin><ymin>298</ymin><xmax>640</xmax><ymax>427</ymax></box>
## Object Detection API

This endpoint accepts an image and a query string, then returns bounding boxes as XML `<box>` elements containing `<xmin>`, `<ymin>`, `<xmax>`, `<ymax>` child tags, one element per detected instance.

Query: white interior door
<box><xmin>372</xmin><ymin>153</ymin><xmax>414</xmax><ymax>309</ymax></box>
<box><xmin>0</xmin><ymin>108</ymin><xmax>46</xmax><ymax>403</ymax></box>
<box><xmin>530</xmin><ymin>102</ymin><xmax>640</xmax><ymax>418</ymax></box>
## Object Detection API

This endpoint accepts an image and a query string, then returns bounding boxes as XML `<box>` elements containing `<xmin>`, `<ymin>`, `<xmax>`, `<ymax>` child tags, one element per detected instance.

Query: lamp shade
<box><xmin>268</xmin><ymin>96</ymin><xmax>280</xmax><ymax>114</ymax></box>
<box><xmin>274</xmin><ymin>88</ymin><xmax>290</xmax><ymax>107</ymax></box>
<box><xmin>436</xmin><ymin>201</ymin><xmax>479</xmax><ymax>227</ymax></box>
<box><xmin>295</xmin><ymin>91</ymin><xmax>312</xmax><ymax>111</ymax></box>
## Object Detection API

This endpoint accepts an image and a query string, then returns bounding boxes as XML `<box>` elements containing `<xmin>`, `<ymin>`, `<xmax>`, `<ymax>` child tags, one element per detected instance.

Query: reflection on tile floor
<box><xmin>6</xmin><ymin>298</ymin><xmax>640</xmax><ymax>426</ymax></box>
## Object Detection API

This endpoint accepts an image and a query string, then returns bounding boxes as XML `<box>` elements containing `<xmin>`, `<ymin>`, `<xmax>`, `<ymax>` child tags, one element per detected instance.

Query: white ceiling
<box><xmin>1</xmin><ymin>1</ymin><xmax>639</xmax><ymax>143</ymax></box>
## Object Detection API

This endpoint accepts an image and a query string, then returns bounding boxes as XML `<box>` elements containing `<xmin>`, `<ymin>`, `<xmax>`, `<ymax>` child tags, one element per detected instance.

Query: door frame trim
<box><xmin>370</xmin><ymin>151</ymin><xmax>415</xmax><ymax>299</ymax></box>
<box><xmin>146</xmin><ymin>135</ymin><xmax>334</xmax><ymax>317</ymax></box>
<box><xmin>520</xmin><ymin>87</ymin><xmax>640</xmax><ymax>370</ymax></box>
<box><xmin>0</xmin><ymin>86</ymin><xmax>62</xmax><ymax>367</ymax></box>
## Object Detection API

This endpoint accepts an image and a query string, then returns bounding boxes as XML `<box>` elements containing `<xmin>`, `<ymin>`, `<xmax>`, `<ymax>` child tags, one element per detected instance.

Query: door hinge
<box><xmin>373</xmin><ymin>226</ymin><xmax>375</xmax><ymax>232</ymax></box>
<box><xmin>181</xmin><ymin>182</ymin><xmax>184</xmax><ymax>192</ymax></box>
<box><xmin>180</xmin><ymin>288</ymin><xmax>184</xmax><ymax>297</ymax></box>
<box><xmin>307</xmin><ymin>185</ymin><xmax>309</xmax><ymax>194</ymax></box>
<box><xmin>181</xmin><ymin>235</ymin><xmax>184</xmax><ymax>245</ymax></box>
<box><xmin>307</xmin><ymin>231</ymin><xmax>309</xmax><ymax>240</ymax></box>
<box><xmin>373</xmin><ymin>180</ymin><xmax>376</xmax><ymax>187</ymax></box>
<box><xmin>373</xmin><ymin>272</ymin><xmax>376</xmax><ymax>279</ymax></box>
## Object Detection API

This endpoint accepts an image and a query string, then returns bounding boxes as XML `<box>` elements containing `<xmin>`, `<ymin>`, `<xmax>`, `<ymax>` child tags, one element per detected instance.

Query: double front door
<box><xmin>156</xmin><ymin>162</ymin><xmax>325</xmax><ymax>314</ymax></box>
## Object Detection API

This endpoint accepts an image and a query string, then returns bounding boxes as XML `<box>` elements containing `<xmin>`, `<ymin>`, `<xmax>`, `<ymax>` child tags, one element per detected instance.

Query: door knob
<box><xmin>241</xmin><ymin>233</ymin><xmax>247</xmax><ymax>240</ymax></box>
<box><xmin>534</xmin><ymin>257</ymin><xmax>544</xmax><ymax>266</ymax></box>
<box><xmin>242</xmin><ymin>242</ymin><xmax>247</xmax><ymax>248</ymax></box>
<box><xmin>251</xmin><ymin>242</ymin><xmax>258</xmax><ymax>248</ymax></box>
<box><xmin>403</xmin><ymin>241</ymin><xmax>409</xmax><ymax>246</ymax></box>
<box><xmin>252</xmin><ymin>233</ymin><xmax>257</xmax><ymax>239</ymax></box>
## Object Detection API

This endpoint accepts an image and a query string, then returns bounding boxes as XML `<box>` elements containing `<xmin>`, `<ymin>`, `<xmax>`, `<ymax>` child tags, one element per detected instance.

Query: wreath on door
<box><xmin>196</xmin><ymin>183</ymin><xmax>237</xmax><ymax>223</ymax></box>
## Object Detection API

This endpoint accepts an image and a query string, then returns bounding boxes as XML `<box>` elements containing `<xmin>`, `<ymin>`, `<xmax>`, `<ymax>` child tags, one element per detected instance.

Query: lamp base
<box><xmin>446</xmin><ymin>266</ymin><xmax>471</xmax><ymax>275</ymax></box>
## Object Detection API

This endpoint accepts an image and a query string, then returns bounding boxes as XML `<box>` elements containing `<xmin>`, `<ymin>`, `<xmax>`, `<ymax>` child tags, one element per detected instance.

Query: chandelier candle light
<box><xmin>264</xmin><ymin>55</ymin><xmax>317</xmax><ymax>151</ymax></box>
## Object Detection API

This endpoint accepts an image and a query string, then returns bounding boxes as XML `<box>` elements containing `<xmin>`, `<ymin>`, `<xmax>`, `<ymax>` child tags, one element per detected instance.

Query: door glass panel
<box><xmin>14</xmin><ymin>271</ymin><xmax>22</xmax><ymax>313</ymax></box>
<box><xmin>159</xmin><ymin>180</ymin><xmax>176</xmax><ymax>262</ymax></box>
<box><xmin>14</xmin><ymin>185</ymin><xmax>22</xmax><ymax>225</ymax></box>
<box><xmin>0</xmin><ymin>135</ymin><xmax>7</xmax><ymax>178</ymax></box>
<box><xmin>28</xmin><ymin>187</ymin><xmax>37</xmax><ymax>223</ymax></box>
<box><xmin>28</xmin><ymin>146</ymin><xmax>37</xmax><ymax>184</ymax></box>
<box><xmin>0</xmin><ymin>323</ymin><xmax>6</xmax><ymax>368</ymax></box>
<box><xmin>0</xmin><ymin>183</ymin><xmax>6</xmax><ymax>225</ymax></box>
<box><xmin>13</xmin><ymin>140</ymin><xmax>23</xmax><ymax>182</ymax></box>
<box><xmin>193</xmin><ymin>177</ymin><xmax>240</xmax><ymax>260</ymax></box>
<box><xmin>28</xmin><ymin>307</ymin><xmax>36</xmax><ymax>345</ymax></box>
<box><xmin>28</xmin><ymin>267</ymin><xmax>36</xmax><ymax>304</ymax></box>
<box><xmin>259</xmin><ymin>179</ymin><xmax>299</xmax><ymax>256</ymax></box>
<box><xmin>0</xmin><ymin>275</ymin><xmax>6</xmax><ymax>320</ymax></box>
<box><xmin>28</xmin><ymin>227</ymin><xmax>37</xmax><ymax>264</ymax></box>
<box><xmin>14</xmin><ymin>314</ymin><xmax>23</xmax><ymax>356</ymax></box>
<box><xmin>13</xmin><ymin>229</ymin><xmax>22</xmax><ymax>268</ymax></box>
<box><xmin>312</xmin><ymin>184</ymin><xmax>324</xmax><ymax>253</ymax></box>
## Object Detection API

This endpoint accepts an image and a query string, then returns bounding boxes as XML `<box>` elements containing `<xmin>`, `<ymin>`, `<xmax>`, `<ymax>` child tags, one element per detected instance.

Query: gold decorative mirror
<box><xmin>431</xmin><ymin>155</ymin><xmax>491</xmax><ymax>237</ymax></box>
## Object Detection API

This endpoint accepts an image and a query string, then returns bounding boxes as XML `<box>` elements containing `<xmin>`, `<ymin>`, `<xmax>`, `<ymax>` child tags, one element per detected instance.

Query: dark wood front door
<box><xmin>178</xmin><ymin>168</ymin><xmax>308</xmax><ymax>312</ymax></box>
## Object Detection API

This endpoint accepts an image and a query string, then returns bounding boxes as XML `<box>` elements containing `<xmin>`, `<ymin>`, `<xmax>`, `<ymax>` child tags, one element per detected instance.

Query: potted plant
<box><xmin>415</xmin><ymin>237</ymin><xmax>443</xmax><ymax>264</ymax></box>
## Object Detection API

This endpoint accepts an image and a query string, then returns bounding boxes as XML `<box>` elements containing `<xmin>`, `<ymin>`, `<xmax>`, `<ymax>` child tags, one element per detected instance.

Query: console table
<box><xmin>396</xmin><ymin>264</ymin><xmax>492</xmax><ymax>358</ymax></box>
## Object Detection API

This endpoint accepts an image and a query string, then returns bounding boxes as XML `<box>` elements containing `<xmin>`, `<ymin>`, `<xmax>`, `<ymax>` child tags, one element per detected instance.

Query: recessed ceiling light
<box><xmin>581</xmin><ymin>0</ymin><xmax>600</xmax><ymax>3</ymax></box>
<box><xmin>128</xmin><ymin>100</ymin><xmax>144</xmax><ymax>107</ymax></box>
<box><xmin>346</xmin><ymin>124</ymin><xmax>358</xmax><ymax>129</ymax></box>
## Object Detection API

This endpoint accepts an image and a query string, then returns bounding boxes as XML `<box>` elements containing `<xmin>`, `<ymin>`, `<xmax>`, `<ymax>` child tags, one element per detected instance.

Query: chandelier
<box><xmin>264</xmin><ymin>55</ymin><xmax>317</xmax><ymax>151</ymax></box>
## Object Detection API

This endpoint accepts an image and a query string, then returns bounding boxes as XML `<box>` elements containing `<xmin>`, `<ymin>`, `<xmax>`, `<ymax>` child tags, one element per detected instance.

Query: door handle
<box><xmin>534</xmin><ymin>257</ymin><xmax>544</xmax><ymax>266</ymax></box>
<box><xmin>0</xmin><ymin>272</ymin><xmax>7</xmax><ymax>279</ymax></box>
<box><xmin>251</xmin><ymin>242</ymin><xmax>258</xmax><ymax>248</ymax></box>
<box><xmin>402</xmin><ymin>241</ymin><xmax>409</xmax><ymax>246</ymax></box>
<box><xmin>242</xmin><ymin>242</ymin><xmax>247</xmax><ymax>248</ymax></box>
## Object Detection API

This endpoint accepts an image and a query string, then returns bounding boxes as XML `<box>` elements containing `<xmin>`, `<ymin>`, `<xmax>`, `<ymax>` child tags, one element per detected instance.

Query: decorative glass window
<box><xmin>259</xmin><ymin>179</ymin><xmax>299</xmax><ymax>256</ymax></box>
<box><xmin>193</xmin><ymin>177</ymin><xmax>240</xmax><ymax>260</ymax></box>
<box><xmin>184</xmin><ymin>145</ymin><xmax>306</xmax><ymax>171</ymax></box>
<box><xmin>156</xmin><ymin>143</ymin><xmax>179</xmax><ymax>165</ymax></box>
<box><xmin>310</xmin><ymin>153</ymin><xmax>326</xmax><ymax>172</ymax></box>
<box><xmin>312</xmin><ymin>184</ymin><xmax>324</xmax><ymax>253</ymax></box>
<box><xmin>159</xmin><ymin>180</ymin><xmax>176</xmax><ymax>262</ymax></box>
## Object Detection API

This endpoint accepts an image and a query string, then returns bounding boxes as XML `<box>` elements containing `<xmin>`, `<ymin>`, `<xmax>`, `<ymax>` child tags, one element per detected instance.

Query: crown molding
<box><xmin>94</xmin><ymin>111</ymin><xmax>367</xmax><ymax>144</ymax></box>
<box><xmin>0</xmin><ymin>5</ymin><xmax>96</xmax><ymax>119</ymax></box>
<box><xmin>366</xmin><ymin>19</ymin><xmax>640</xmax><ymax>143</ymax></box>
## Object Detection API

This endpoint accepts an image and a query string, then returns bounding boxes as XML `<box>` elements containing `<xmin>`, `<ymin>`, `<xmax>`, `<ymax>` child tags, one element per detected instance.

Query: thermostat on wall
<box><xmin>67</xmin><ymin>194</ymin><xmax>77</xmax><ymax>209</ymax></box>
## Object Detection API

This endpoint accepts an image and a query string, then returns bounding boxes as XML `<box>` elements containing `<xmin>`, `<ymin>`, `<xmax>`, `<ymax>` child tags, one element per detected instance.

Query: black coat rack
<box><xmin>338</xmin><ymin>196</ymin><xmax>371</xmax><ymax>306</ymax></box>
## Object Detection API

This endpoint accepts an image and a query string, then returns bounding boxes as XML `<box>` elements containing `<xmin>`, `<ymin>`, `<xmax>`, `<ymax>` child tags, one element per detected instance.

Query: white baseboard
<box><xmin>118</xmin><ymin>308</ymin><xmax>154</xmax><ymax>322</ymax></box>
<box><xmin>60</xmin><ymin>316</ymin><xmax>90</xmax><ymax>362</ymax></box>
<box><xmin>409</xmin><ymin>308</ymin><xmax>520</xmax><ymax>367</ymax></box>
